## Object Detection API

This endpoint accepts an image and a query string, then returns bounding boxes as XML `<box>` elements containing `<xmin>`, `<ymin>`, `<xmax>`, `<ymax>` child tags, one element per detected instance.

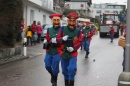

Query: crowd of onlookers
<box><xmin>17</xmin><ymin>20</ymin><xmax>43</xmax><ymax>46</ymax></box>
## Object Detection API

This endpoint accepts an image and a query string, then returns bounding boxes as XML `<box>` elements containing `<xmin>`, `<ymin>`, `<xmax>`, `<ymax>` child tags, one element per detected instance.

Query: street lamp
<box><xmin>118</xmin><ymin>0</ymin><xmax>130</xmax><ymax>86</ymax></box>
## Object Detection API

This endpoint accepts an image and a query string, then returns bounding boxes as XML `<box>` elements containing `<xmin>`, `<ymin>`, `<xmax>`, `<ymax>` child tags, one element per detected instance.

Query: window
<box><xmin>107</xmin><ymin>6</ymin><xmax>113</xmax><ymax>9</ymax></box>
<box><xmin>115</xmin><ymin>6</ymin><xmax>121</xmax><ymax>9</ymax></box>
<box><xmin>95</xmin><ymin>16</ymin><xmax>100</xmax><ymax>19</ymax></box>
<box><xmin>30</xmin><ymin>10</ymin><xmax>34</xmax><ymax>24</ymax></box>
<box><xmin>50</xmin><ymin>1</ymin><xmax>52</xmax><ymax>9</ymax></box>
<box><xmin>43</xmin><ymin>0</ymin><xmax>47</xmax><ymax>7</ymax></box>
<box><xmin>42</xmin><ymin>0</ymin><xmax>46</xmax><ymax>6</ymax></box>
<box><xmin>94</xmin><ymin>4</ymin><xmax>101</xmax><ymax>8</ymax></box>
<box><xmin>103</xmin><ymin>14</ymin><xmax>119</xmax><ymax>21</ymax></box>
<box><xmin>43</xmin><ymin>15</ymin><xmax>46</xmax><ymax>24</ymax></box>
<box><xmin>96</xmin><ymin>10</ymin><xmax>101</xmax><ymax>13</ymax></box>
<box><xmin>105</xmin><ymin>10</ymin><xmax>110</xmax><ymax>13</ymax></box>
<box><xmin>113</xmin><ymin>11</ymin><xmax>118</xmax><ymax>14</ymax></box>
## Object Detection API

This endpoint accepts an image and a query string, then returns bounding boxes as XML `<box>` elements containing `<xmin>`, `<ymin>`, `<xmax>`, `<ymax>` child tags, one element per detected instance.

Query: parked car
<box><xmin>42</xmin><ymin>24</ymin><xmax>47</xmax><ymax>29</ymax></box>
<box><xmin>41</xmin><ymin>24</ymin><xmax>53</xmax><ymax>41</ymax></box>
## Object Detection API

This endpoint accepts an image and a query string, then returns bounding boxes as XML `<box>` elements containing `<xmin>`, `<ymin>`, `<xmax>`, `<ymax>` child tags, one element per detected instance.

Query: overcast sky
<box><xmin>92</xmin><ymin>0</ymin><xmax>127</xmax><ymax>4</ymax></box>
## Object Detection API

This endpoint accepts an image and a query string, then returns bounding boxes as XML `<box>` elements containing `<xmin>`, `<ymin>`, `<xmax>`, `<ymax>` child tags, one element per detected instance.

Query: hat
<box><xmin>49</xmin><ymin>14</ymin><xmax>62</xmax><ymax>19</ymax></box>
<box><xmin>67</xmin><ymin>12</ymin><xmax>79</xmax><ymax>19</ymax></box>
<box><xmin>85</xmin><ymin>21</ymin><xmax>90</xmax><ymax>24</ymax></box>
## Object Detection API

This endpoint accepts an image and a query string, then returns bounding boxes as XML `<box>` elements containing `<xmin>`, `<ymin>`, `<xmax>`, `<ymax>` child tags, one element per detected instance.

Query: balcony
<box><xmin>53</xmin><ymin>3</ymin><xmax>62</xmax><ymax>13</ymax></box>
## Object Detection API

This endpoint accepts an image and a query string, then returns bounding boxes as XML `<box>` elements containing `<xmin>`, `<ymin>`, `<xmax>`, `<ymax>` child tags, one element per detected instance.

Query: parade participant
<box><xmin>82</xmin><ymin>21</ymin><xmax>93</xmax><ymax>58</ymax></box>
<box><xmin>108</xmin><ymin>25</ymin><xmax>114</xmax><ymax>42</ymax></box>
<box><xmin>56</xmin><ymin>12</ymin><xmax>82</xmax><ymax>86</ymax></box>
<box><xmin>43</xmin><ymin>13</ymin><xmax>62</xmax><ymax>86</ymax></box>
<box><xmin>80</xmin><ymin>22</ymin><xmax>86</xmax><ymax>50</ymax></box>
<box><xmin>82</xmin><ymin>21</ymin><xmax>86</xmax><ymax>30</ymax></box>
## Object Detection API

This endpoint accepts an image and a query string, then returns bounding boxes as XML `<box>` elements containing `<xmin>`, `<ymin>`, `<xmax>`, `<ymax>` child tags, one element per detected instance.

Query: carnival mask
<box><xmin>52</xmin><ymin>17</ymin><xmax>60</xmax><ymax>28</ymax></box>
<box><xmin>68</xmin><ymin>19</ymin><xmax>76</xmax><ymax>29</ymax></box>
<box><xmin>86</xmin><ymin>23</ymin><xmax>90</xmax><ymax>28</ymax></box>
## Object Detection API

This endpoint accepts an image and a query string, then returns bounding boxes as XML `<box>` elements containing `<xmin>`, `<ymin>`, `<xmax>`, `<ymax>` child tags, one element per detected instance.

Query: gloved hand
<box><xmin>43</xmin><ymin>39</ymin><xmax>47</xmax><ymax>43</ymax></box>
<box><xmin>67</xmin><ymin>47</ymin><xmax>74</xmax><ymax>52</ymax></box>
<box><xmin>51</xmin><ymin>38</ymin><xmax>57</xmax><ymax>43</ymax></box>
<box><xmin>62</xmin><ymin>35</ymin><xmax>69</xmax><ymax>41</ymax></box>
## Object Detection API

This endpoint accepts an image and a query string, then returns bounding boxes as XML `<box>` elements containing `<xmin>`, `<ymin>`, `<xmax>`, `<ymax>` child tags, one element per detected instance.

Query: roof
<box><xmin>66</xmin><ymin>0</ymin><xmax>92</xmax><ymax>5</ymax></box>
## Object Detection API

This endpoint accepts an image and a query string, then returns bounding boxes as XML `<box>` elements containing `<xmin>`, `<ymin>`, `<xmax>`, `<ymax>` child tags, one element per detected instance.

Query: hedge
<box><xmin>0</xmin><ymin>0</ymin><xmax>23</xmax><ymax>48</ymax></box>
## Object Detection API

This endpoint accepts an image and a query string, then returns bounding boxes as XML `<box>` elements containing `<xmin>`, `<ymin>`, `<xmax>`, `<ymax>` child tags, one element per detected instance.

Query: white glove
<box><xmin>62</xmin><ymin>35</ymin><xmax>69</xmax><ymax>41</ymax></box>
<box><xmin>67</xmin><ymin>47</ymin><xmax>74</xmax><ymax>52</ymax></box>
<box><xmin>51</xmin><ymin>38</ymin><xmax>57</xmax><ymax>43</ymax></box>
<box><xmin>43</xmin><ymin>39</ymin><xmax>47</xmax><ymax>43</ymax></box>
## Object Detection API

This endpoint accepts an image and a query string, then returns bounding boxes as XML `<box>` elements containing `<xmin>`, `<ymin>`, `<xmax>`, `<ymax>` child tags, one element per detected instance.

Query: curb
<box><xmin>0</xmin><ymin>55</ymin><xmax>29</xmax><ymax>66</ymax></box>
<box><xmin>0</xmin><ymin>53</ymin><xmax>44</xmax><ymax>66</ymax></box>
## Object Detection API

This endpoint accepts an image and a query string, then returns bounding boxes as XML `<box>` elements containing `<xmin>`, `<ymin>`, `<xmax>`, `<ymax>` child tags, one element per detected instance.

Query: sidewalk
<box><xmin>0</xmin><ymin>42</ymin><xmax>45</xmax><ymax>65</ymax></box>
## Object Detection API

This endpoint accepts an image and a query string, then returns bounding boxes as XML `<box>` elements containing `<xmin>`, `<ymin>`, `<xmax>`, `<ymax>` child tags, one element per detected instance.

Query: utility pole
<box><xmin>118</xmin><ymin>0</ymin><xmax>130</xmax><ymax>86</ymax></box>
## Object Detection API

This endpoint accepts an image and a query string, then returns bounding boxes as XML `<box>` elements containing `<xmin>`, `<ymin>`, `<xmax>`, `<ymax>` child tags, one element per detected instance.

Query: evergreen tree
<box><xmin>0</xmin><ymin>0</ymin><xmax>23</xmax><ymax>48</ymax></box>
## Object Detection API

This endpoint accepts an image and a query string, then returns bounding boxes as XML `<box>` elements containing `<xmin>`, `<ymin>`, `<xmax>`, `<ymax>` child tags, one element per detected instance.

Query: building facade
<box><xmin>90</xmin><ymin>3</ymin><xmax>125</xmax><ymax>18</ymax></box>
<box><xmin>23</xmin><ymin>0</ymin><xmax>56</xmax><ymax>26</ymax></box>
<box><xmin>65</xmin><ymin>0</ymin><xmax>92</xmax><ymax>16</ymax></box>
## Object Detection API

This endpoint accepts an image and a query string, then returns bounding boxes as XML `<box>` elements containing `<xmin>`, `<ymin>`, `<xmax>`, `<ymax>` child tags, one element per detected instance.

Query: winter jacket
<box><xmin>31</xmin><ymin>23</ymin><xmax>37</xmax><ymax>32</ymax></box>
<box><xmin>108</xmin><ymin>27</ymin><xmax>114</xmax><ymax>34</ymax></box>
<box><xmin>56</xmin><ymin>26</ymin><xmax>82</xmax><ymax>58</ymax></box>
<box><xmin>37</xmin><ymin>25</ymin><xmax>42</xmax><ymax>34</ymax></box>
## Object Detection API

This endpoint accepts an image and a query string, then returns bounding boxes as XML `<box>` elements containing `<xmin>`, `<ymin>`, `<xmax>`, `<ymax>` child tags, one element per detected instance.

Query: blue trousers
<box><xmin>83</xmin><ymin>41</ymin><xmax>90</xmax><ymax>52</ymax></box>
<box><xmin>61</xmin><ymin>57</ymin><xmax>77</xmax><ymax>81</ymax></box>
<box><xmin>110</xmin><ymin>34</ymin><xmax>114</xmax><ymax>41</ymax></box>
<box><xmin>44</xmin><ymin>53</ymin><xmax>60</xmax><ymax>76</ymax></box>
<box><xmin>123</xmin><ymin>49</ymin><xmax>126</xmax><ymax>68</ymax></box>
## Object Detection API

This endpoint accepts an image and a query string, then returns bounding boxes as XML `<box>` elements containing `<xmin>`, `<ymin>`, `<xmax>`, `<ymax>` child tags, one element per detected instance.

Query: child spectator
<box><xmin>26</xmin><ymin>26</ymin><xmax>33</xmax><ymax>46</ymax></box>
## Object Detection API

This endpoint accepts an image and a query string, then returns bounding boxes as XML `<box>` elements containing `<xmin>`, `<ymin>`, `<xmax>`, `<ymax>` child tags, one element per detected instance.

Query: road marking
<box><xmin>119</xmin><ymin>81</ymin><xmax>130</xmax><ymax>85</ymax></box>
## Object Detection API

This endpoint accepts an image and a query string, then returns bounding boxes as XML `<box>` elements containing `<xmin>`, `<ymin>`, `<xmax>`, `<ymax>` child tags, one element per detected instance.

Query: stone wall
<box><xmin>0</xmin><ymin>46</ymin><xmax>22</xmax><ymax>58</ymax></box>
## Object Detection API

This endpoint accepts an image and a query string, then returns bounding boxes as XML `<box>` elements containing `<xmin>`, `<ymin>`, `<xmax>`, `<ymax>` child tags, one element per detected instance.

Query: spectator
<box><xmin>26</xmin><ymin>26</ymin><xmax>33</xmax><ymax>46</ymax></box>
<box><xmin>36</xmin><ymin>21</ymin><xmax>42</xmax><ymax>43</ymax></box>
<box><xmin>31</xmin><ymin>20</ymin><xmax>37</xmax><ymax>34</ymax></box>
<box><xmin>21</xmin><ymin>29</ymin><xmax>26</xmax><ymax>44</ymax></box>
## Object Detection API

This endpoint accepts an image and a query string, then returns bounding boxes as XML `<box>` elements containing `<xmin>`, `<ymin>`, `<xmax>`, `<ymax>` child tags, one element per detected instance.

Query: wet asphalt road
<box><xmin>0</xmin><ymin>34</ymin><xmax>124</xmax><ymax>86</ymax></box>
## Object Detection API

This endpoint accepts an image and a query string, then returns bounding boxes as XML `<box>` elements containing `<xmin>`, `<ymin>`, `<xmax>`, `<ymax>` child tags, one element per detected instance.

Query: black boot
<box><xmin>49</xmin><ymin>72</ymin><xmax>53</xmax><ymax>83</ymax></box>
<box><xmin>69</xmin><ymin>80</ymin><xmax>74</xmax><ymax>86</ymax></box>
<box><xmin>123</xmin><ymin>68</ymin><xmax>125</xmax><ymax>72</ymax></box>
<box><xmin>65</xmin><ymin>79</ymin><xmax>69</xmax><ymax>86</ymax></box>
<box><xmin>51</xmin><ymin>75</ymin><xmax>53</xmax><ymax>83</ymax></box>
<box><xmin>52</xmin><ymin>76</ymin><xmax>57</xmax><ymax>86</ymax></box>
<box><xmin>85</xmin><ymin>52</ymin><xmax>90</xmax><ymax>58</ymax></box>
